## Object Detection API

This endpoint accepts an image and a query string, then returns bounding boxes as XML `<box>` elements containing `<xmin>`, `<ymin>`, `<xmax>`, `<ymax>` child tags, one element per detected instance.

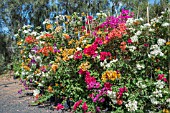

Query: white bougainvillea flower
<box><xmin>125</xmin><ymin>100</ymin><xmax>138</xmax><ymax>112</ymax></box>
<box><xmin>33</xmin><ymin>89</ymin><xmax>40</xmax><ymax>96</ymax></box>
<box><xmin>157</xmin><ymin>38</ymin><xmax>166</xmax><ymax>46</ymax></box>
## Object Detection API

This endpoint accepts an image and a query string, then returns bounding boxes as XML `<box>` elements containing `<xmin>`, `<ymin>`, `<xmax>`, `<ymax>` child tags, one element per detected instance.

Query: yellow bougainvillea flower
<box><xmin>68</xmin><ymin>39</ymin><xmax>75</xmax><ymax>45</ymax></box>
<box><xmin>101</xmin><ymin>70</ymin><xmax>121</xmax><ymax>82</ymax></box>
<box><xmin>80</xmin><ymin>36</ymin><xmax>86</xmax><ymax>41</ymax></box>
<box><xmin>68</xmin><ymin>49</ymin><xmax>75</xmax><ymax>55</ymax></box>
<box><xmin>23</xmin><ymin>65</ymin><xmax>30</xmax><ymax>71</ymax></box>
<box><xmin>34</xmin><ymin>69</ymin><xmax>40</xmax><ymax>74</ymax></box>
<box><xmin>81</xmin><ymin>12</ymin><xmax>86</xmax><ymax>16</ymax></box>
<box><xmin>48</xmin><ymin>86</ymin><xmax>53</xmax><ymax>92</ymax></box>
<box><xmin>51</xmin><ymin>64</ymin><xmax>58</xmax><ymax>72</ymax></box>
<box><xmin>17</xmin><ymin>41</ymin><xmax>22</xmax><ymax>46</ymax></box>
<box><xmin>85</xmin><ymin>33</ymin><xmax>90</xmax><ymax>37</ymax></box>
<box><xmin>55</xmin><ymin>83</ymin><xmax>59</xmax><ymax>87</ymax></box>
<box><xmin>166</xmin><ymin>41</ymin><xmax>170</xmax><ymax>45</ymax></box>
<box><xmin>46</xmin><ymin>24</ymin><xmax>52</xmax><ymax>30</ymax></box>
<box><xmin>66</xmin><ymin>15</ymin><xmax>71</xmax><ymax>20</ymax></box>
<box><xmin>163</xmin><ymin>108</ymin><xmax>169</xmax><ymax>113</ymax></box>
<box><xmin>78</xmin><ymin>61</ymin><xmax>91</xmax><ymax>71</ymax></box>
<box><xmin>97</xmin><ymin>30</ymin><xmax>102</xmax><ymax>35</ymax></box>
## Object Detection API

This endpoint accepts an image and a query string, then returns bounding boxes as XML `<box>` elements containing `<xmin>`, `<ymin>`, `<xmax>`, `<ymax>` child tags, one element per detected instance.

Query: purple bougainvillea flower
<box><xmin>18</xmin><ymin>89</ymin><xmax>22</xmax><ymax>94</ymax></box>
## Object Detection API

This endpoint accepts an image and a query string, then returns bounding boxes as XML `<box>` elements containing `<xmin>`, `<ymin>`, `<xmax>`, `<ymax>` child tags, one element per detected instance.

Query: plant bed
<box><xmin>14</xmin><ymin>10</ymin><xmax>170</xmax><ymax>112</ymax></box>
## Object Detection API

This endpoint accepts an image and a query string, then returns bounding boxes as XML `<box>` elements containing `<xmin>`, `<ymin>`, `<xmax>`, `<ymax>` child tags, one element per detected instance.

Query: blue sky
<box><xmin>149</xmin><ymin>0</ymin><xmax>160</xmax><ymax>4</ymax></box>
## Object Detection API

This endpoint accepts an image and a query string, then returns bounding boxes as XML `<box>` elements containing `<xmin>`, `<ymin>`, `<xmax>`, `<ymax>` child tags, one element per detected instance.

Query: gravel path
<box><xmin>0</xmin><ymin>76</ymin><xmax>60</xmax><ymax>113</ymax></box>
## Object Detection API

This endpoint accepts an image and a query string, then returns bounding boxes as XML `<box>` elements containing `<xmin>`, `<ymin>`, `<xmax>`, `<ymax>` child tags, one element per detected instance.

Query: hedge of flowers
<box><xmin>14</xmin><ymin>10</ymin><xmax>170</xmax><ymax>112</ymax></box>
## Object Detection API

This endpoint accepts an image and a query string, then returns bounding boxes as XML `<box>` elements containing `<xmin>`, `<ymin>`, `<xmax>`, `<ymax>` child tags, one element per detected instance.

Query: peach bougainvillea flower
<box><xmin>120</xmin><ymin>41</ymin><xmax>126</xmax><ymax>51</ymax></box>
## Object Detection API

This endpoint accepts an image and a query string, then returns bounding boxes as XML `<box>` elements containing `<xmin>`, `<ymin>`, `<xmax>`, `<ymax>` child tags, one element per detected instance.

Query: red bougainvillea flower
<box><xmin>44</xmin><ymin>33</ymin><xmax>54</xmax><ymax>38</ymax></box>
<box><xmin>82</xmin><ymin>102</ymin><xmax>88</xmax><ymax>111</ymax></box>
<box><xmin>25</xmin><ymin>36</ymin><xmax>35</xmax><ymax>44</ymax></box>
<box><xmin>73</xmin><ymin>100</ymin><xmax>83</xmax><ymax>111</ymax></box>
<box><xmin>100</xmin><ymin>52</ymin><xmax>111</xmax><ymax>61</ymax></box>
<box><xmin>104</xmin><ymin>82</ymin><xmax>112</xmax><ymax>90</ymax></box>
<box><xmin>74</xmin><ymin>51</ymin><xmax>82</xmax><ymax>60</ymax></box>
<box><xmin>55</xmin><ymin>103</ymin><xmax>64</xmax><ymax>110</ymax></box>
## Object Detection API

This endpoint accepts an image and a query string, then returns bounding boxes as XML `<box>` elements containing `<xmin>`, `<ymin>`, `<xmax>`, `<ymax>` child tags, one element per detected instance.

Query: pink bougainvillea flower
<box><xmin>98</xmin><ymin>98</ymin><xmax>105</xmax><ymax>103</ymax></box>
<box><xmin>118</xmin><ymin>87</ymin><xmax>128</xmax><ymax>97</ymax></box>
<box><xmin>82</xmin><ymin>102</ymin><xmax>88</xmax><ymax>111</ymax></box>
<box><xmin>56</xmin><ymin>103</ymin><xmax>64</xmax><ymax>110</ymax></box>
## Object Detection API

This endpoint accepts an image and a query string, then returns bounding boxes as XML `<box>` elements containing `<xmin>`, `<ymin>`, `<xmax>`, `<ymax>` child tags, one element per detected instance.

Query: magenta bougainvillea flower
<box><xmin>56</xmin><ymin>104</ymin><xmax>64</xmax><ymax>110</ymax></box>
<box><xmin>74</xmin><ymin>51</ymin><xmax>82</xmax><ymax>60</ymax></box>
<box><xmin>73</xmin><ymin>100</ymin><xmax>83</xmax><ymax>111</ymax></box>
<box><xmin>82</xmin><ymin>102</ymin><xmax>88</xmax><ymax>111</ymax></box>
<box><xmin>100</xmin><ymin>52</ymin><xmax>111</xmax><ymax>61</ymax></box>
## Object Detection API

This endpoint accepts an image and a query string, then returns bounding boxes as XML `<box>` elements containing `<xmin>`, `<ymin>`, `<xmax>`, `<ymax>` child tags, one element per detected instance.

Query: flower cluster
<box><xmin>101</xmin><ymin>70</ymin><xmax>121</xmax><ymax>82</ymax></box>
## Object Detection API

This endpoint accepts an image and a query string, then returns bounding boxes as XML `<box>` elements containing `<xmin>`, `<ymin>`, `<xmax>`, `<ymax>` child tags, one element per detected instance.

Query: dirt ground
<box><xmin>0</xmin><ymin>72</ymin><xmax>62</xmax><ymax>113</ymax></box>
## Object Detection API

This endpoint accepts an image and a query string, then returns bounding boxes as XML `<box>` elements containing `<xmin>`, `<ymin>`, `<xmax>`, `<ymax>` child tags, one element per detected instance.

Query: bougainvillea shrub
<box><xmin>15</xmin><ymin>10</ymin><xmax>170</xmax><ymax>112</ymax></box>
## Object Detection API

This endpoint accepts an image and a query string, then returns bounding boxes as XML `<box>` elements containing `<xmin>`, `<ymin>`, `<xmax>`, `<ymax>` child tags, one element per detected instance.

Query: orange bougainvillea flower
<box><xmin>120</xmin><ymin>41</ymin><xmax>126</xmax><ymax>51</ymax></box>
<box><xmin>38</xmin><ymin>46</ymin><xmax>54</xmax><ymax>56</ymax></box>
<box><xmin>46</xmin><ymin>24</ymin><xmax>52</xmax><ymax>30</ymax></box>
<box><xmin>48</xmin><ymin>86</ymin><xmax>53</xmax><ymax>92</ymax></box>
<box><xmin>51</xmin><ymin>64</ymin><xmax>58</xmax><ymax>72</ymax></box>
<box><xmin>63</xmin><ymin>33</ymin><xmax>70</xmax><ymax>40</ymax></box>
